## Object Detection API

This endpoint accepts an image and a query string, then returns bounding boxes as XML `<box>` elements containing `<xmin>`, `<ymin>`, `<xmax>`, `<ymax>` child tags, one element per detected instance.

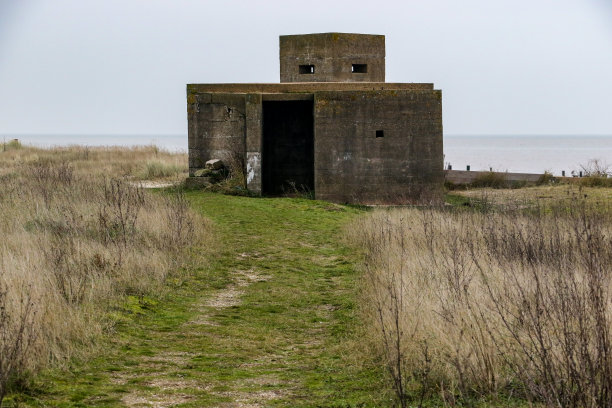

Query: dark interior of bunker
<box><xmin>262</xmin><ymin>100</ymin><xmax>314</xmax><ymax>195</ymax></box>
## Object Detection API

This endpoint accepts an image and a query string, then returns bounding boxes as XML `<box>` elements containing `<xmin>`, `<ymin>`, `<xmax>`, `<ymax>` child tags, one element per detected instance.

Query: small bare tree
<box><xmin>164</xmin><ymin>189</ymin><xmax>195</xmax><ymax>251</ymax></box>
<box><xmin>98</xmin><ymin>178</ymin><xmax>145</xmax><ymax>252</ymax></box>
<box><xmin>580</xmin><ymin>159</ymin><xmax>611</xmax><ymax>177</ymax></box>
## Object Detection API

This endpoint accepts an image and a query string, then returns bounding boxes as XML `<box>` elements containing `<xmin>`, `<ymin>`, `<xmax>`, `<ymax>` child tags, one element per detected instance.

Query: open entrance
<box><xmin>262</xmin><ymin>100</ymin><xmax>314</xmax><ymax>195</ymax></box>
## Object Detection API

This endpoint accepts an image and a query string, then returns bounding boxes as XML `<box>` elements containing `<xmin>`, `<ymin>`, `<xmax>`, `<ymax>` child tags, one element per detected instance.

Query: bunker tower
<box><xmin>187</xmin><ymin>33</ymin><xmax>443</xmax><ymax>204</ymax></box>
<box><xmin>279</xmin><ymin>33</ymin><xmax>385</xmax><ymax>83</ymax></box>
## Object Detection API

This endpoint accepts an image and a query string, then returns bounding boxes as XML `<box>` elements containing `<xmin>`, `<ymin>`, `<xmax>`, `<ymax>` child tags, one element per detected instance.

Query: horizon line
<box><xmin>1</xmin><ymin>133</ymin><xmax>612</xmax><ymax>137</ymax></box>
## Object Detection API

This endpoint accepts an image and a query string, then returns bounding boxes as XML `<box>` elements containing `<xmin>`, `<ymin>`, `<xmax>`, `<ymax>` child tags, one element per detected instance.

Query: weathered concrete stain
<box><xmin>246</xmin><ymin>153</ymin><xmax>260</xmax><ymax>185</ymax></box>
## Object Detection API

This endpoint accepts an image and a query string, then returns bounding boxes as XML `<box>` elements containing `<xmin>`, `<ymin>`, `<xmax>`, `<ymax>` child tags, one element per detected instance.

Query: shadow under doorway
<box><xmin>262</xmin><ymin>100</ymin><xmax>314</xmax><ymax>196</ymax></box>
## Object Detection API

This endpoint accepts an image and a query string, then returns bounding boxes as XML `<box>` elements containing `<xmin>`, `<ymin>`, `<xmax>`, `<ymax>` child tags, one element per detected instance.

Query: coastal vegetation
<box><xmin>4</xmin><ymin>192</ymin><xmax>390</xmax><ymax>407</ymax></box>
<box><xmin>0</xmin><ymin>142</ymin><xmax>187</xmax><ymax>181</ymax></box>
<box><xmin>1</xmin><ymin>144</ymin><xmax>388</xmax><ymax>407</ymax></box>
<box><xmin>1</xmin><ymin>143</ymin><xmax>611</xmax><ymax>407</ymax></box>
<box><xmin>0</xmin><ymin>144</ymin><xmax>206</xmax><ymax>405</ymax></box>
<box><xmin>348</xmin><ymin>191</ymin><xmax>612</xmax><ymax>407</ymax></box>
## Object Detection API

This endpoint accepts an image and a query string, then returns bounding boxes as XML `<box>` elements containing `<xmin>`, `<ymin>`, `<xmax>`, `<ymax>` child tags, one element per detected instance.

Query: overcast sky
<box><xmin>1</xmin><ymin>0</ymin><xmax>611</xmax><ymax>136</ymax></box>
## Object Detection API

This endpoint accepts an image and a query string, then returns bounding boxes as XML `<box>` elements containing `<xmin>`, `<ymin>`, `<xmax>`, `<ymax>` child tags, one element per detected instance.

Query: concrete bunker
<box><xmin>186</xmin><ymin>33</ymin><xmax>443</xmax><ymax>204</ymax></box>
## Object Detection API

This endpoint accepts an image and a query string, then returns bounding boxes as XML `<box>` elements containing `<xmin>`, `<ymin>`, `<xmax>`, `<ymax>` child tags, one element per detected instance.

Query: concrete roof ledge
<box><xmin>187</xmin><ymin>83</ymin><xmax>435</xmax><ymax>93</ymax></box>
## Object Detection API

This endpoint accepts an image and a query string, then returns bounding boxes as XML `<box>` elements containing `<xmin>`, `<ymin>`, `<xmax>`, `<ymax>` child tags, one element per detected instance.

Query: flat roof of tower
<box><xmin>279</xmin><ymin>32</ymin><xmax>384</xmax><ymax>39</ymax></box>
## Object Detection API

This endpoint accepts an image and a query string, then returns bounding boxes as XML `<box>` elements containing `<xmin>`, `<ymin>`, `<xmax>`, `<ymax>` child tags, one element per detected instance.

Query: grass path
<box><xmin>18</xmin><ymin>193</ymin><xmax>389</xmax><ymax>407</ymax></box>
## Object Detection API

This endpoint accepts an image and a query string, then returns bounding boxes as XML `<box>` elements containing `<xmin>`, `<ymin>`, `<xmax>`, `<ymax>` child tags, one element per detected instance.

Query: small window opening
<box><xmin>299</xmin><ymin>65</ymin><xmax>315</xmax><ymax>74</ymax></box>
<box><xmin>352</xmin><ymin>64</ymin><xmax>368</xmax><ymax>73</ymax></box>
<box><xmin>376</xmin><ymin>130</ymin><xmax>384</xmax><ymax>138</ymax></box>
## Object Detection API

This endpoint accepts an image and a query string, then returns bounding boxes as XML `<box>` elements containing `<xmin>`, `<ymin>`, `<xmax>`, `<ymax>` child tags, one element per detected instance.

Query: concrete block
<box><xmin>205</xmin><ymin>159</ymin><xmax>224</xmax><ymax>170</ymax></box>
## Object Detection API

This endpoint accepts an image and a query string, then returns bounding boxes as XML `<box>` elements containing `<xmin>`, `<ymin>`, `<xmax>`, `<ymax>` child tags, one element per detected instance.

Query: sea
<box><xmin>444</xmin><ymin>135</ymin><xmax>612</xmax><ymax>176</ymax></box>
<box><xmin>2</xmin><ymin>134</ymin><xmax>612</xmax><ymax>177</ymax></box>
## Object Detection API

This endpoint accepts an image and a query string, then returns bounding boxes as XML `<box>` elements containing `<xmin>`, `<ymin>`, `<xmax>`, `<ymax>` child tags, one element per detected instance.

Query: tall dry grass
<box><xmin>0</xmin><ymin>143</ymin><xmax>187</xmax><ymax>181</ymax></box>
<box><xmin>348</xmin><ymin>201</ymin><xmax>612</xmax><ymax>407</ymax></box>
<box><xmin>0</xmin><ymin>144</ymin><xmax>206</xmax><ymax>404</ymax></box>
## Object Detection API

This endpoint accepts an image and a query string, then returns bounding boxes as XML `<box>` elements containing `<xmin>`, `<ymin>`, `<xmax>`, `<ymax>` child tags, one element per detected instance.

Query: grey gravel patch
<box><xmin>188</xmin><ymin>269</ymin><xmax>270</xmax><ymax>325</ymax></box>
<box><xmin>121</xmin><ymin>392</ymin><xmax>194</xmax><ymax>407</ymax></box>
<box><xmin>205</xmin><ymin>285</ymin><xmax>244</xmax><ymax>308</ymax></box>
<box><xmin>130</xmin><ymin>181</ymin><xmax>180</xmax><ymax>189</ymax></box>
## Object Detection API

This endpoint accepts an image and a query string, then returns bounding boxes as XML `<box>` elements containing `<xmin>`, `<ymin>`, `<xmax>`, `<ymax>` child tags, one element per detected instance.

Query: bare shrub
<box><xmin>349</xmin><ymin>200</ymin><xmax>612</xmax><ymax>406</ymax></box>
<box><xmin>43</xmin><ymin>237</ymin><xmax>91</xmax><ymax>304</ymax></box>
<box><xmin>212</xmin><ymin>150</ymin><xmax>247</xmax><ymax>194</ymax></box>
<box><xmin>224</xmin><ymin>150</ymin><xmax>246</xmax><ymax>187</ymax></box>
<box><xmin>26</xmin><ymin>160</ymin><xmax>74</xmax><ymax>206</ymax></box>
<box><xmin>580</xmin><ymin>159</ymin><xmax>611</xmax><ymax>178</ymax></box>
<box><xmin>475</xmin><ymin>204</ymin><xmax>612</xmax><ymax>407</ymax></box>
<box><xmin>537</xmin><ymin>170</ymin><xmax>555</xmax><ymax>185</ymax></box>
<box><xmin>163</xmin><ymin>189</ymin><xmax>196</xmax><ymax>251</ymax></box>
<box><xmin>0</xmin><ymin>282</ymin><xmax>37</xmax><ymax>406</ymax></box>
<box><xmin>578</xmin><ymin>159</ymin><xmax>612</xmax><ymax>188</ymax></box>
<box><xmin>471</xmin><ymin>171</ymin><xmax>509</xmax><ymax>188</ymax></box>
<box><xmin>98</xmin><ymin>178</ymin><xmax>145</xmax><ymax>250</ymax></box>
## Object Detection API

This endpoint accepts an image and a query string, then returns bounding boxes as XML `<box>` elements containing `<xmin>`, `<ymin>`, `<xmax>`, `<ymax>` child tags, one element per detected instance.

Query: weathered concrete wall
<box><xmin>187</xmin><ymin>85</ymin><xmax>445</xmax><ymax>204</ymax></box>
<box><xmin>314</xmin><ymin>90</ymin><xmax>444</xmax><ymax>204</ymax></box>
<box><xmin>280</xmin><ymin>33</ymin><xmax>385</xmax><ymax>83</ymax></box>
<box><xmin>245</xmin><ymin>93</ymin><xmax>262</xmax><ymax>193</ymax></box>
<box><xmin>187</xmin><ymin>92</ymin><xmax>246</xmax><ymax>176</ymax></box>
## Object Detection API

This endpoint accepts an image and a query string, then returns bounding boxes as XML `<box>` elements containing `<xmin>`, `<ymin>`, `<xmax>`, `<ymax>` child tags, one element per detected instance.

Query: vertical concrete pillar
<box><xmin>245</xmin><ymin>93</ymin><xmax>263</xmax><ymax>194</ymax></box>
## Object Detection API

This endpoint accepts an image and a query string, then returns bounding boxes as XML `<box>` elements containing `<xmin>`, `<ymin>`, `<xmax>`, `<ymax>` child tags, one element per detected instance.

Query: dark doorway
<box><xmin>262</xmin><ymin>100</ymin><xmax>314</xmax><ymax>195</ymax></box>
